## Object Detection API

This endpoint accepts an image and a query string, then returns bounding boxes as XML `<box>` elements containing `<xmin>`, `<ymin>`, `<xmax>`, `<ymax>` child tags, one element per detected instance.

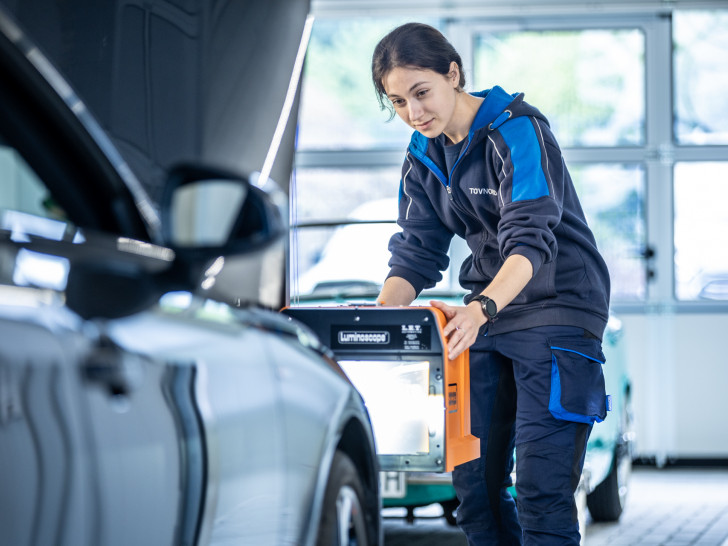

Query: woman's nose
<box><xmin>408</xmin><ymin>100</ymin><xmax>423</xmax><ymax>121</ymax></box>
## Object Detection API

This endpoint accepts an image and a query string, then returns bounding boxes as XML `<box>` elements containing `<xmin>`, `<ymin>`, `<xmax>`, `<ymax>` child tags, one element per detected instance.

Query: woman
<box><xmin>371</xmin><ymin>23</ymin><xmax>611</xmax><ymax>545</ymax></box>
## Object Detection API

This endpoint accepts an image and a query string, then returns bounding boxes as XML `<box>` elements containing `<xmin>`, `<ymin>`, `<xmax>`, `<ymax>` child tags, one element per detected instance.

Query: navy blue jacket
<box><xmin>387</xmin><ymin>86</ymin><xmax>611</xmax><ymax>337</ymax></box>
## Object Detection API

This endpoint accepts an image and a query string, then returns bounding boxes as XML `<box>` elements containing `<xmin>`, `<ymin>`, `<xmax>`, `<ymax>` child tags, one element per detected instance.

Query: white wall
<box><xmin>621</xmin><ymin>313</ymin><xmax>728</xmax><ymax>462</ymax></box>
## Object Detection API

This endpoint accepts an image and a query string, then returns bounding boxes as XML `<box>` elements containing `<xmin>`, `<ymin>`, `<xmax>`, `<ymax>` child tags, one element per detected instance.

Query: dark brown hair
<box><xmin>371</xmin><ymin>23</ymin><xmax>466</xmax><ymax>118</ymax></box>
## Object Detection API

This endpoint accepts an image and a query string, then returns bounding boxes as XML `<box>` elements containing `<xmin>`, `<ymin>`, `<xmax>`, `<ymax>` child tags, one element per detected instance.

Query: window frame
<box><xmin>294</xmin><ymin>7</ymin><xmax>728</xmax><ymax>312</ymax></box>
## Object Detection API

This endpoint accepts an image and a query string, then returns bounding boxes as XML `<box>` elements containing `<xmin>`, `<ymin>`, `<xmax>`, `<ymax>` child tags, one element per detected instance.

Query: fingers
<box><xmin>441</xmin><ymin>313</ymin><xmax>470</xmax><ymax>338</ymax></box>
<box><xmin>447</xmin><ymin>326</ymin><xmax>475</xmax><ymax>359</ymax></box>
<box><xmin>430</xmin><ymin>301</ymin><xmax>479</xmax><ymax>358</ymax></box>
<box><xmin>429</xmin><ymin>299</ymin><xmax>455</xmax><ymax>319</ymax></box>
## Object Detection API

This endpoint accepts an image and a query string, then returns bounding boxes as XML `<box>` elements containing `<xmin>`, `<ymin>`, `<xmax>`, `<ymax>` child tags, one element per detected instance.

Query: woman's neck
<box><xmin>444</xmin><ymin>92</ymin><xmax>484</xmax><ymax>144</ymax></box>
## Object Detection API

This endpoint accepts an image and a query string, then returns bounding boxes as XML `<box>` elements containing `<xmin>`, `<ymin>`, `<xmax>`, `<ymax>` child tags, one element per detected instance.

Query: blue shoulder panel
<box><xmin>499</xmin><ymin>117</ymin><xmax>550</xmax><ymax>202</ymax></box>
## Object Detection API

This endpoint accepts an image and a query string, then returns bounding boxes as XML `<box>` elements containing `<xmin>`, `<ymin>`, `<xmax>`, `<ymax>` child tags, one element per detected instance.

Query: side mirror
<box><xmin>160</xmin><ymin>164</ymin><xmax>286</xmax><ymax>254</ymax></box>
<box><xmin>159</xmin><ymin>164</ymin><xmax>288</xmax><ymax>309</ymax></box>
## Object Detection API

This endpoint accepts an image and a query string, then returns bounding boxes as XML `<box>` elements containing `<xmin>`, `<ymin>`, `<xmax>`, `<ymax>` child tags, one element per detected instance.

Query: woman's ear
<box><xmin>449</xmin><ymin>61</ymin><xmax>460</xmax><ymax>87</ymax></box>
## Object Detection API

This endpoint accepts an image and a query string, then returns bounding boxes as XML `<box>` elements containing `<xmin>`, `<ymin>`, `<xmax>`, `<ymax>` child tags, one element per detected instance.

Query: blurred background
<box><xmin>291</xmin><ymin>0</ymin><xmax>728</xmax><ymax>467</ymax></box>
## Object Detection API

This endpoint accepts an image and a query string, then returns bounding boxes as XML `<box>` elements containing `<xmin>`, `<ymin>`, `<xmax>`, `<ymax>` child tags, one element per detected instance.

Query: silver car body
<box><xmin>0</xmin><ymin>4</ymin><xmax>381</xmax><ymax>545</ymax></box>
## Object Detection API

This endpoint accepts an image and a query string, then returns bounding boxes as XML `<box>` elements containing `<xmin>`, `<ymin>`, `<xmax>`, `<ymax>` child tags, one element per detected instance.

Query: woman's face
<box><xmin>383</xmin><ymin>64</ymin><xmax>459</xmax><ymax>138</ymax></box>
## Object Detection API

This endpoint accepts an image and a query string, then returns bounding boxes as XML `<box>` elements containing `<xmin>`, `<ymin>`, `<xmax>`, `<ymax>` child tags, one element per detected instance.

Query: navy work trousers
<box><xmin>452</xmin><ymin>325</ymin><xmax>603</xmax><ymax>545</ymax></box>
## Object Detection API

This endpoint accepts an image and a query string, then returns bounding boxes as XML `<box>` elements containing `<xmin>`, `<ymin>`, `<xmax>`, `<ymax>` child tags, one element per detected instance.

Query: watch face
<box><xmin>480</xmin><ymin>297</ymin><xmax>497</xmax><ymax>318</ymax></box>
<box><xmin>474</xmin><ymin>295</ymin><xmax>497</xmax><ymax>319</ymax></box>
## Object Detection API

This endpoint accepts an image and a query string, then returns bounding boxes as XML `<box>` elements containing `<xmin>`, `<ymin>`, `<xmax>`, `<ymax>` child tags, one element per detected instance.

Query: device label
<box><xmin>331</xmin><ymin>324</ymin><xmax>431</xmax><ymax>351</ymax></box>
<box><xmin>337</xmin><ymin>330</ymin><xmax>390</xmax><ymax>344</ymax></box>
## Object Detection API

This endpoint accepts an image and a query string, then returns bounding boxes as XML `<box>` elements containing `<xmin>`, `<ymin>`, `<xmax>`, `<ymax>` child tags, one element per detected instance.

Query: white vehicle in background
<box><xmin>295</xmin><ymin>198</ymin><xmax>400</xmax><ymax>297</ymax></box>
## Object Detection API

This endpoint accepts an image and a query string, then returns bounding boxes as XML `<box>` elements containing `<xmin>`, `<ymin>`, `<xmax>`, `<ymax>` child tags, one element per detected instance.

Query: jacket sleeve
<box><xmin>489</xmin><ymin>116</ymin><xmax>565</xmax><ymax>276</ymax></box>
<box><xmin>386</xmin><ymin>154</ymin><xmax>453</xmax><ymax>294</ymax></box>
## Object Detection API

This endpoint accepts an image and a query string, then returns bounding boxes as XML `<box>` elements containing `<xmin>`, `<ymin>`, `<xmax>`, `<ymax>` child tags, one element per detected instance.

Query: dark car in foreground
<box><xmin>0</xmin><ymin>7</ymin><xmax>381</xmax><ymax>545</ymax></box>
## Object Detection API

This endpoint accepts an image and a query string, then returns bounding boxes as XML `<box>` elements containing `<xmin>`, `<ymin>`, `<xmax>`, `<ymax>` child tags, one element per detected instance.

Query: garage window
<box><xmin>471</xmin><ymin>25</ymin><xmax>647</xmax><ymax>301</ymax></box>
<box><xmin>290</xmin><ymin>166</ymin><xmax>402</xmax><ymax>297</ymax></box>
<box><xmin>674</xmin><ymin>162</ymin><xmax>728</xmax><ymax>301</ymax></box>
<box><xmin>296</xmin><ymin>18</ymin><xmax>422</xmax><ymax>150</ymax></box>
<box><xmin>473</xmin><ymin>28</ymin><xmax>645</xmax><ymax>148</ymax></box>
<box><xmin>673</xmin><ymin>11</ymin><xmax>728</xmax><ymax>146</ymax></box>
<box><xmin>293</xmin><ymin>8</ymin><xmax>728</xmax><ymax>308</ymax></box>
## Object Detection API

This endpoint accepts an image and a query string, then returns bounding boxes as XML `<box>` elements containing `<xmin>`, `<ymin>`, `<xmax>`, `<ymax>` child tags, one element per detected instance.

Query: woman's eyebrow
<box><xmin>387</xmin><ymin>81</ymin><xmax>429</xmax><ymax>99</ymax></box>
<box><xmin>408</xmin><ymin>81</ymin><xmax>428</xmax><ymax>92</ymax></box>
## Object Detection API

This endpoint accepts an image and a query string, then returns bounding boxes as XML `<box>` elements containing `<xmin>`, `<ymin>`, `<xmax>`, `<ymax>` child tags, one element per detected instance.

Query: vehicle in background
<box><xmin>0</xmin><ymin>6</ymin><xmax>381</xmax><ymax>545</ymax></box>
<box><xmin>291</xmin><ymin>199</ymin><xmax>635</xmax><ymax>528</ymax></box>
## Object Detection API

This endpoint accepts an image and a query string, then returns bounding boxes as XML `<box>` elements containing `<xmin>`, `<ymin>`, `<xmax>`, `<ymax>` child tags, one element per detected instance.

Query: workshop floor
<box><xmin>382</xmin><ymin>466</ymin><xmax>728</xmax><ymax>545</ymax></box>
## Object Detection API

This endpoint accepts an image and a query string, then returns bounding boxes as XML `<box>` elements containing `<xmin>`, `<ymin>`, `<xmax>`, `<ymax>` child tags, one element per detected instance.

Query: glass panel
<box><xmin>297</xmin><ymin>18</ymin><xmax>436</xmax><ymax>150</ymax></box>
<box><xmin>673</xmin><ymin>11</ymin><xmax>728</xmax><ymax>145</ymax></box>
<box><xmin>338</xmin><ymin>360</ymin><xmax>432</xmax><ymax>455</ymax></box>
<box><xmin>570</xmin><ymin>164</ymin><xmax>646</xmax><ymax>301</ymax></box>
<box><xmin>674</xmin><ymin>162</ymin><xmax>728</xmax><ymax>300</ymax></box>
<box><xmin>473</xmin><ymin>28</ymin><xmax>645</xmax><ymax>147</ymax></box>
<box><xmin>290</xmin><ymin>166</ymin><xmax>402</xmax><ymax>297</ymax></box>
<box><xmin>292</xmin><ymin>223</ymin><xmax>399</xmax><ymax>297</ymax></box>
<box><xmin>0</xmin><ymin>145</ymin><xmax>74</xmax><ymax>238</ymax></box>
<box><xmin>292</xmin><ymin>166</ymin><xmax>401</xmax><ymax>222</ymax></box>
<box><xmin>0</xmin><ymin>145</ymin><xmax>75</xmax><ymax>291</ymax></box>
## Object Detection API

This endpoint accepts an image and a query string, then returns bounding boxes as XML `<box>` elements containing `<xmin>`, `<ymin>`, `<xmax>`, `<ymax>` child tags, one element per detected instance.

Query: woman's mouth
<box><xmin>415</xmin><ymin>119</ymin><xmax>434</xmax><ymax>131</ymax></box>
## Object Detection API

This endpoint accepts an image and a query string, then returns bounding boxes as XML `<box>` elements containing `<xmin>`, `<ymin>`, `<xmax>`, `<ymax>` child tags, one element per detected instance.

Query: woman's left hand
<box><xmin>430</xmin><ymin>299</ymin><xmax>486</xmax><ymax>359</ymax></box>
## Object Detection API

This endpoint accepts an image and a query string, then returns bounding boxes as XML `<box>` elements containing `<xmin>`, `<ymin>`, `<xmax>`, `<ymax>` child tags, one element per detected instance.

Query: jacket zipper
<box><xmin>416</xmin><ymin>142</ymin><xmax>491</xmax><ymax>277</ymax></box>
<box><xmin>445</xmin><ymin>142</ymin><xmax>481</xmax><ymax>225</ymax></box>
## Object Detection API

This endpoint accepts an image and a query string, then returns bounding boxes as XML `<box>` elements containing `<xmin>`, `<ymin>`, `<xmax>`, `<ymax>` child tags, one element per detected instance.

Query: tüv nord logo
<box><xmin>469</xmin><ymin>187</ymin><xmax>497</xmax><ymax>196</ymax></box>
<box><xmin>338</xmin><ymin>331</ymin><xmax>390</xmax><ymax>344</ymax></box>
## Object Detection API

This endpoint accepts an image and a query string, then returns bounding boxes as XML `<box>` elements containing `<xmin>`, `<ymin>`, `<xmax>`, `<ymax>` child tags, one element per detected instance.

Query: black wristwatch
<box><xmin>472</xmin><ymin>295</ymin><xmax>498</xmax><ymax>321</ymax></box>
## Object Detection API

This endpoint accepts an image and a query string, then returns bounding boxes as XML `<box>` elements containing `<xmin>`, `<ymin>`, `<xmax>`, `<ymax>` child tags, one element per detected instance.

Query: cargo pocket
<box><xmin>548</xmin><ymin>337</ymin><xmax>608</xmax><ymax>424</ymax></box>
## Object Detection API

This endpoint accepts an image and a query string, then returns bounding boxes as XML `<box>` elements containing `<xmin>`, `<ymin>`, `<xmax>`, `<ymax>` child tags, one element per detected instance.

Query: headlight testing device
<box><xmin>284</xmin><ymin>306</ymin><xmax>480</xmax><ymax>472</ymax></box>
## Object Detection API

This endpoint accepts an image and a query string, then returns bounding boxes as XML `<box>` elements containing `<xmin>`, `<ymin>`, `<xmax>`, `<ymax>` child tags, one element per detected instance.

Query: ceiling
<box><xmin>310</xmin><ymin>0</ymin><xmax>727</xmax><ymax>17</ymax></box>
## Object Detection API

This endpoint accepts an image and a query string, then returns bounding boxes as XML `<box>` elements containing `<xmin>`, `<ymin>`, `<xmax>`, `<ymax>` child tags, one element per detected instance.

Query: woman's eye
<box><xmin>416</xmin><ymin>89</ymin><xmax>428</xmax><ymax>98</ymax></box>
<box><xmin>391</xmin><ymin>98</ymin><xmax>405</xmax><ymax>107</ymax></box>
